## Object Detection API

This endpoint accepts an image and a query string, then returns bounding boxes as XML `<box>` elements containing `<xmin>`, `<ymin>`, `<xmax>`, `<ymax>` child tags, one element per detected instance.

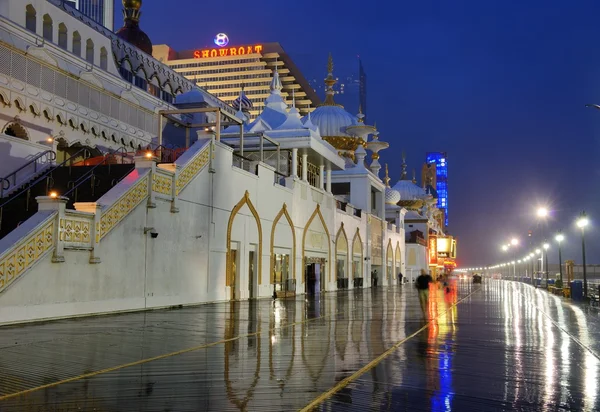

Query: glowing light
<box><xmin>194</xmin><ymin>43</ymin><xmax>264</xmax><ymax>59</ymax></box>
<box><xmin>511</xmin><ymin>238</ymin><xmax>519</xmax><ymax>246</ymax></box>
<box><xmin>543</xmin><ymin>243</ymin><xmax>550</xmax><ymax>250</ymax></box>
<box><xmin>536</xmin><ymin>249</ymin><xmax>541</xmax><ymax>255</ymax></box>
<box><xmin>49</xmin><ymin>191</ymin><xmax>58</xmax><ymax>198</ymax></box>
<box><xmin>537</xmin><ymin>207</ymin><xmax>549</xmax><ymax>218</ymax></box>
<box><xmin>576</xmin><ymin>212</ymin><xmax>589</xmax><ymax>229</ymax></box>
<box><xmin>145</xmin><ymin>152</ymin><xmax>153</xmax><ymax>158</ymax></box>
<box><xmin>46</xmin><ymin>137</ymin><xmax>54</xmax><ymax>143</ymax></box>
<box><xmin>502</xmin><ymin>245</ymin><xmax>508</xmax><ymax>251</ymax></box>
<box><xmin>213</xmin><ymin>33</ymin><xmax>229</xmax><ymax>47</ymax></box>
<box><xmin>555</xmin><ymin>233</ymin><xmax>564</xmax><ymax>243</ymax></box>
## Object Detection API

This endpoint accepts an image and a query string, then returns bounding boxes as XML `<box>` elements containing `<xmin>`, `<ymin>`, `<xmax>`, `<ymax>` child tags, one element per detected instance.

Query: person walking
<box><xmin>398</xmin><ymin>272</ymin><xmax>404</xmax><ymax>286</ymax></box>
<box><xmin>416</xmin><ymin>269</ymin><xmax>433</xmax><ymax>318</ymax></box>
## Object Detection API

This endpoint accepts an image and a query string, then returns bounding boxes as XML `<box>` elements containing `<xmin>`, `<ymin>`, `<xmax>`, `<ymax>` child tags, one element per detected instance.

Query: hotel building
<box><xmin>153</xmin><ymin>40</ymin><xmax>320</xmax><ymax>119</ymax></box>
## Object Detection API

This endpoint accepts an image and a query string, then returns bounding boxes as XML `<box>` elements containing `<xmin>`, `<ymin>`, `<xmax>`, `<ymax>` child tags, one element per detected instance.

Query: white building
<box><xmin>0</xmin><ymin>0</ymin><xmax>445</xmax><ymax>325</ymax></box>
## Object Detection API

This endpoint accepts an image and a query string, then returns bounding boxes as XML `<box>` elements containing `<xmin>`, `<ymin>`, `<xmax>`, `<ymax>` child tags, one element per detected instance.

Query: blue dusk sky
<box><xmin>116</xmin><ymin>0</ymin><xmax>600</xmax><ymax>267</ymax></box>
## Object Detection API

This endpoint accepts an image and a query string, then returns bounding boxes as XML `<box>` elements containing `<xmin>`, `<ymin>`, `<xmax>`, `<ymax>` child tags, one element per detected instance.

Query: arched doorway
<box><xmin>352</xmin><ymin>229</ymin><xmax>363</xmax><ymax>288</ymax></box>
<box><xmin>271</xmin><ymin>204</ymin><xmax>296</xmax><ymax>298</ymax></box>
<box><xmin>226</xmin><ymin>191</ymin><xmax>263</xmax><ymax>301</ymax></box>
<box><xmin>335</xmin><ymin>224</ymin><xmax>348</xmax><ymax>290</ymax></box>
<box><xmin>302</xmin><ymin>205</ymin><xmax>330</xmax><ymax>295</ymax></box>
<box><xmin>386</xmin><ymin>240</ymin><xmax>394</xmax><ymax>286</ymax></box>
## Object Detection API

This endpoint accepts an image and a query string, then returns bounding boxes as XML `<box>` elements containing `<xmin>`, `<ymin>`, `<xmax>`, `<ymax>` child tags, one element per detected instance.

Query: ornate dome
<box><xmin>232</xmin><ymin>88</ymin><xmax>253</xmax><ymax>112</ymax></box>
<box><xmin>393</xmin><ymin>180</ymin><xmax>426</xmax><ymax>201</ymax></box>
<box><xmin>115</xmin><ymin>0</ymin><xmax>152</xmax><ymax>55</ymax></box>
<box><xmin>302</xmin><ymin>54</ymin><xmax>360</xmax><ymax>156</ymax></box>
<box><xmin>307</xmin><ymin>106</ymin><xmax>357</xmax><ymax>138</ymax></box>
<box><xmin>385</xmin><ymin>187</ymin><xmax>401</xmax><ymax>205</ymax></box>
<box><xmin>392</xmin><ymin>156</ymin><xmax>426</xmax><ymax>201</ymax></box>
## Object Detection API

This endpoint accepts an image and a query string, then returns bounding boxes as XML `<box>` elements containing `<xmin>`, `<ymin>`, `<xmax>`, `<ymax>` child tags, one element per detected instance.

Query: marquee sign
<box><xmin>194</xmin><ymin>44</ymin><xmax>264</xmax><ymax>59</ymax></box>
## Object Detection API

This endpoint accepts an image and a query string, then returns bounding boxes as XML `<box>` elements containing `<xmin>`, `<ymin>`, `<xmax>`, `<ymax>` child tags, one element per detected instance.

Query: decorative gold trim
<box><xmin>59</xmin><ymin>218</ymin><xmax>91</xmax><ymax>244</ymax></box>
<box><xmin>301</xmin><ymin>204</ymin><xmax>331</xmax><ymax>284</ymax></box>
<box><xmin>270</xmin><ymin>203</ymin><xmax>296</xmax><ymax>286</ymax></box>
<box><xmin>0</xmin><ymin>217</ymin><xmax>54</xmax><ymax>292</ymax></box>
<box><xmin>176</xmin><ymin>145</ymin><xmax>210</xmax><ymax>195</ymax></box>
<box><xmin>99</xmin><ymin>176</ymin><xmax>149</xmax><ymax>240</ymax></box>
<box><xmin>386</xmin><ymin>239</ymin><xmax>394</xmax><ymax>283</ymax></box>
<box><xmin>352</xmin><ymin>228</ymin><xmax>364</xmax><ymax>281</ymax></box>
<box><xmin>226</xmin><ymin>191</ymin><xmax>263</xmax><ymax>296</ymax></box>
<box><xmin>395</xmin><ymin>241</ymin><xmax>402</xmax><ymax>268</ymax></box>
<box><xmin>152</xmin><ymin>172</ymin><xmax>172</xmax><ymax>196</ymax></box>
<box><xmin>335</xmin><ymin>223</ymin><xmax>348</xmax><ymax>284</ymax></box>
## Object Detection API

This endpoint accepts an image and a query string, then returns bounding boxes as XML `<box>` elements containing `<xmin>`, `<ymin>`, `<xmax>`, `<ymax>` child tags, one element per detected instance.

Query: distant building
<box><xmin>153</xmin><ymin>39</ymin><xmax>320</xmax><ymax>119</ymax></box>
<box><xmin>65</xmin><ymin>0</ymin><xmax>114</xmax><ymax>30</ymax></box>
<box><xmin>426</xmin><ymin>152</ymin><xmax>448</xmax><ymax>227</ymax></box>
<box><xmin>359</xmin><ymin>58</ymin><xmax>367</xmax><ymax>123</ymax></box>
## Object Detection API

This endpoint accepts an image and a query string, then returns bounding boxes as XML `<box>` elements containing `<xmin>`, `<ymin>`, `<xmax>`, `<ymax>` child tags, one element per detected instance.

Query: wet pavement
<box><xmin>0</xmin><ymin>280</ymin><xmax>599</xmax><ymax>411</ymax></box>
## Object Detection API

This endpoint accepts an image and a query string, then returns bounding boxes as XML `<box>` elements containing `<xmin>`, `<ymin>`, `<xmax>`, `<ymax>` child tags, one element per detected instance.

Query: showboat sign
<box><xmin>194</xmin><ymin>44</ymin><xmax>264</xmax><ymax>59</ymax></box>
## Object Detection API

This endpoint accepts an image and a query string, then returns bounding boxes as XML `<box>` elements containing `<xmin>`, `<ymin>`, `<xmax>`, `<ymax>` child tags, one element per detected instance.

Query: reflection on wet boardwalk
<box><xmin>0</xmin><ymin>281</ymin><xmax>599</xmax><ymax>411</ymax></box>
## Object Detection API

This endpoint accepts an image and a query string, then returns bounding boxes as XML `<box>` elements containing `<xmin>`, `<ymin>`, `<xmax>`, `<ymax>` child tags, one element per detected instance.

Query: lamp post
<box><xmin>576</xmin><ymin>212</ymin><xmax>589</xmax><ymax>298</ymax></box>
<box><xmin>535</xmin><ymin>249</ymin><xmax>542</xmax><ymax>285</ymax></box>
<box><xmin>510</xmin><ymin>238</ymin><xmax>519</xmax><ymax>280</ymax></box>
<box><xmin>543</xmin><ymin>242</ymin><xmax>550</xmax><ymax>288</ymax></box>
<box><xmin>555</xmin><ymin>232</ymin><xmax>564</xmax><ymax>288</ymax></box>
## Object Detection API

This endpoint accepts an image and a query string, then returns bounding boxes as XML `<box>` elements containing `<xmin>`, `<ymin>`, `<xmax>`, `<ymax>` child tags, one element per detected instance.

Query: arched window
<box><xmin>86</xmin><ymin>39</ymin><xmax>94</xmax><ymax>64</ymax></box>
<box><xmin>72</xmin><ymin>31</ymin><xmax>81</xmax><ymax>56</ymax></box>
<box><xmin>25</xmin><ymin>5</ymin><xmax>36</xmax><ymax>33</ymax></box>
<box><xmin>58</xmin><ymin>23</ymin><xmax>67</xmax><ymax>49</ymax></box>
<box><xmin>100</xmin><ymin>47</ymin><xmax>108</xmax><ymax>70</ymax></box>
<box><xmin>42</xmin><ymin>14</ymin><xmax>52</xmax><ymax>42</ymax></box>
<box><xmin>3</xmin><ymin>122</ymin><xmax>29</xmax><ymax>140</ymax></box>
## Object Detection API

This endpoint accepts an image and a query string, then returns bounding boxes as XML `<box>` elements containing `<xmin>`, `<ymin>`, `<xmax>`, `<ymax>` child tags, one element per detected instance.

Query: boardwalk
<box><xmin>0</xmin><ymin>280</ymin><xmax>598</xmax><ymax>411</ymax></box>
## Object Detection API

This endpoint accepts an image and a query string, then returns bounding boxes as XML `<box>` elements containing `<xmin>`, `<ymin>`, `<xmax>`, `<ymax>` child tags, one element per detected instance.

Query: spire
<box><xmin>270</xmin><ymin>62</ymin><xmax>282</xmax><ymax>95</ymax></box>
<box><xmin>357</xmin><ymin>104</ymin><xmax>364</xmax><ymax>123</ymax></box>
<box><xmin>412</xmin><ymin>169</ymin><xmax>417</xmax><ymax>184</ymax></box>
<box><xmin>384</xmin><ymin>163</ymin><xmax>391</xmax><ymax>188</ymax></box>
<box><xmin>320</xmin><ymin>53</ymin><xmax>340</xmax><ymax>107</ymax></box>
<box><xmin>292</xmin><ymin>88</ymin><xmax>296</xmax><ymax>108</ymax></box>
<box><xmin>401</xmin><ymin>151</ymin><xmax>407</xmax><ymax>180</ymax></box>
<box><xmin>122</xmin><ymin>0</ymin><xmax>142</xmax><ymax>23</ymax></box>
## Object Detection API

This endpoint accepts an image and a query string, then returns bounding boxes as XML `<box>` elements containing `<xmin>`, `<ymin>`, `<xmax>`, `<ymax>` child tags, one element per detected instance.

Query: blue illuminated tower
<box><xmin>426</xmin><ymin>152</ymin><xmax>448</xmax><ymax>226</ymax></box>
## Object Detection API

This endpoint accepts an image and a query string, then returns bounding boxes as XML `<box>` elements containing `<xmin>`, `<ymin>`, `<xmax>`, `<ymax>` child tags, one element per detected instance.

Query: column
<box><xmin>326</xmin><ymin>167</ymin><xmax>332</xmax><ymax>193</ymax></box>
<box><xmin>37</xmin><ymin>195</ymin><xmax>68</xmax><ymax>263</ymax></box>
<box><xmin>319</xmin><ymin>165</ymin><xmax>325</xmax><ymax>190</ymax></box>
<box><xmin>301</xmin><ymin>154</ymin><xmax>308</xmax><ymax>182</ymax></box>
<box><xmin>291</xmin><ymin>148</ymin><xmax>298</xmax><ymax>178</ymax></box>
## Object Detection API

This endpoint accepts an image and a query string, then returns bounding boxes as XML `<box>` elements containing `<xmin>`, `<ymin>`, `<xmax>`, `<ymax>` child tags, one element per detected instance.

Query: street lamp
<box><xmin>576</xmin><ymin>212</ymin><xmax>589</xmax><ymax>298</ymax></box>
<box><xmin>537</xmin><ymin>207</ymin><xmax>549</xmax><ymax>218</ymax></box>
<box><xmin>555</xmin><ymin>232</ymin><xmax>564</xmax><ymax>289</ymax></box>
<box><xmin>502</xmin><ymin>244</ymin><xmax>508</xmax><ymax>252</ymax></box>
<box><xmin>543</xmin><ymin>242</ymin><xmax>550</xmax><ymax>287</ymax></box>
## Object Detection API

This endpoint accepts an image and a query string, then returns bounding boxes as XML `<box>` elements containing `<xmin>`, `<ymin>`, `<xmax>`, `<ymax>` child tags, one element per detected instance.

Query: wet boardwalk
<box><xmin>0</xmin><ymin>280</ymin><xmax>599</xmax><ymax>411</ymax></box>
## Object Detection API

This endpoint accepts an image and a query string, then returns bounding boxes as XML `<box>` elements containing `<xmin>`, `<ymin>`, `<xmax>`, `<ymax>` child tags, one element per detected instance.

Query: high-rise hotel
<box><xmin>64</xmin><ymin>0</ymin><xmax>114</xmax><ymax>30</ymax></box>
<box><xmin>153</xmin><ymin>36</ymin><xmax>320</xmax><ymax>119</ymax></box>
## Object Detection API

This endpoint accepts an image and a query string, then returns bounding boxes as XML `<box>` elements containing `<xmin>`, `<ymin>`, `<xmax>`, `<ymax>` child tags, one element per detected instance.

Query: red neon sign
<box><xmin>429</xmin><ymin>236</ymin><xmax>437</xmax><ymax>265</ymax></box>
<box><xmin>194</xmin><ymin>45</ymin><xmax>264</xmax><ymax>59</ymax></box>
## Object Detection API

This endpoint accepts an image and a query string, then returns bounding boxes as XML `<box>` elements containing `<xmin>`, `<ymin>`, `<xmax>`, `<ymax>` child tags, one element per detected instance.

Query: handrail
<box><xmin>0</xmin><ymin>150</ymin><xmax>56</xmax><ymax>198</ymax></box>
<box><xmin>0</xmin><ymin>148</ymin><xmax>91</xmax><ymax>211</ymax></box>
<box><xmin>63</xmin><ymin>147</ymin><xmax>132</xmax><ymax>199</ymax></box>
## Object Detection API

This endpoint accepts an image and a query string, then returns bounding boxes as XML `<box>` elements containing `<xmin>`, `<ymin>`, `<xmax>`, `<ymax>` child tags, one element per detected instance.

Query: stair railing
<box><xmin>63</xmin><ymin>147</ymin><xmax>132</xmax><ymax>201</ymax></box>
<box><xmin>0</xmin><ymin>150</ymin><xmax>56</xmax><ymax>198</ymax></box>
<box><xmin>0</xmin><ymin>148</ymin><xmax>91</xmax><ymax>232</ymax></box>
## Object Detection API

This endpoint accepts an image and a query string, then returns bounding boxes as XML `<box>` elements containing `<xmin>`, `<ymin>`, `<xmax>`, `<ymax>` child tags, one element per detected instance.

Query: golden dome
<box><xmin>123</xmin><ymin>0</ymin><xmax>142</xmax><ymax>10</ymax></box>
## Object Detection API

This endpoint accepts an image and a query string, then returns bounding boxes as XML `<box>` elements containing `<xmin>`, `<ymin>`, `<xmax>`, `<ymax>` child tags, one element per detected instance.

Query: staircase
<box><xmin>0</xmin><ymin>154</ymin><xmax>135</xmax><ymax>239</ymax></box>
